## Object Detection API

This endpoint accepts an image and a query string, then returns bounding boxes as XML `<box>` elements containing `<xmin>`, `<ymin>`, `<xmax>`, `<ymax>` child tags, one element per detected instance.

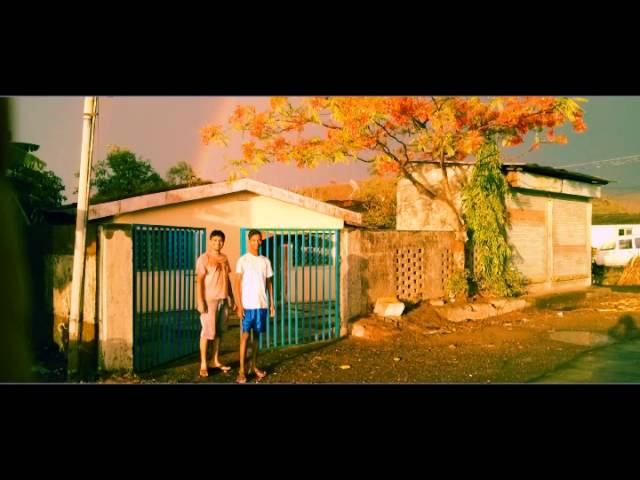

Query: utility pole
<box><xmin>68</xmin><ymin>97</ymin><xmax>98</xmax><ymax>381</ymax></box>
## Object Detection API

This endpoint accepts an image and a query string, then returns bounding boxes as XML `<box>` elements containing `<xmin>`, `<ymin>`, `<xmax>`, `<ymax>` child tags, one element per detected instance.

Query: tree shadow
<box><xmin>258</xmin><ymin>337</ymin><xmax>347</xmax><ymax>372</ymax></box>
<box><xmin>607</xmin><ymin>314</ymin><xmax>640</xmax><ymax>341</ymax></box>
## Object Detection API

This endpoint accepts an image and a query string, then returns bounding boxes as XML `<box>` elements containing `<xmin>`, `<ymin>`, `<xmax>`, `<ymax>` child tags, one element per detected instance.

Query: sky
<box><xmin>10</xmin><ymin>96</ymin><xmax>640</xmax><ymax>202</ymax></box>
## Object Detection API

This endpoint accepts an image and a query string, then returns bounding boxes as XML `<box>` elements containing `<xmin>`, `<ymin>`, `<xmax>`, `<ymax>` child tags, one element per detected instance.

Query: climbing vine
<box><xmin>462</xmin><ymin>138</ymin><xmax>524</xmax><ymax>297</ymax></box>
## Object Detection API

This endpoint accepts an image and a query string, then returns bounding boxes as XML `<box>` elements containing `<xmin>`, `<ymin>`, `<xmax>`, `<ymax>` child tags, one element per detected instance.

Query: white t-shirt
<box><xmin>235</xmin><ymin>253</ymin><xmax>273</xmax><ymax>309</ymax></box>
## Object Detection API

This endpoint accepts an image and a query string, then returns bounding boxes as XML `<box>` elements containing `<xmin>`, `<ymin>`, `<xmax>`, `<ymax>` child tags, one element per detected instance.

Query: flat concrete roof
<box><xmin>87</xmin><ymin>177</ymin><xmax>363</xmax><ymax>226</ymax></box>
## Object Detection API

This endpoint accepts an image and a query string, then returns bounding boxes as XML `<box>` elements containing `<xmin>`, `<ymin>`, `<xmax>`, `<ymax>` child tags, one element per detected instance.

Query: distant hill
<box><xmin>593</xmin><ymin>189</ymin><xmax>640</xmax><ymax>224</ymax></box>
<box><xmin>592</xmin><ymin>213</ymin><xmax>640</xmax><ymax>225</ymax></box>
<box><xmin>604</xmin><ymin>190</ymin><xmax>640</xmax><ymax>212</ymax></box>
<box><xmin>592</xmin><ymin>197</ymin><xmax>630</xmax><ymax>214</ymax></box>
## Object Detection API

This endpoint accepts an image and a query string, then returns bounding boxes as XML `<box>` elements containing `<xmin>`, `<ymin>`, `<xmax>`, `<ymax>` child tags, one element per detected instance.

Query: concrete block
<box><xmin>351</xmin><ymin>324</ymin><xmax>366</xmax><ymax>337</ymax></box>
<box><xmin>374</xmin><ymin>297</ymin><xmax>405</xmax><ymax>317</ymax></box>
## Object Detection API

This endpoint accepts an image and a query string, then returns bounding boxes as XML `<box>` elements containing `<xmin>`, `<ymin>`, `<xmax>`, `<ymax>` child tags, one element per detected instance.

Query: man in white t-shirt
<box><xmin>235</xmin><ymin>229</ymin><xmax>275</xmax><ymax>384</ymax></box>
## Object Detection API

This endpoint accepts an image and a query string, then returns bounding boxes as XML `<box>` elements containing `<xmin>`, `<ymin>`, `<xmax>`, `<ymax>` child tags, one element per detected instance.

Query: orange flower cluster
<box><xmin>201</xmin><ymin>96</ymin><xmax>587</xmax><ymax>178</ymax></box>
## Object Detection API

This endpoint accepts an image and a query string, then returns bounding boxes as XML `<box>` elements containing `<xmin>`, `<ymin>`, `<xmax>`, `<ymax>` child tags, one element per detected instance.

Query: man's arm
<box><xmin>196</xmin><ymin>272</ymin><xmax>206</xmax><ymax>314</ymax></box>
<box><xmin>227</xmin><ymin>275</ymin><xmax>236</xmax><ymax>310</ymax></box>
<box><xmin>225</xmin><ymin>260</ymin><xmax>236</xmax><ymax>309</ymax></box>
<box><xmin>235</xmin><ymin>273</ymin><xmax>244</xmax><ymax>319</ymax></box>
<box><xmin>267</xmin><ymin>277</ymin><xmax>275</xmax><ymax>317</ymax></box>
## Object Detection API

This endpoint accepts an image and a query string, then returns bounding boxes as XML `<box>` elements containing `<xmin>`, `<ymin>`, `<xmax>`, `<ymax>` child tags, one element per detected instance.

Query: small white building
<box><xmin>46</xmin><ymin>178</ymin><xmax>362</xmax><ymax>374</ymax></box>
<box><xmin>592</xmin><ymin>224</ymin><xmax>640</xmax><ymax>249</ymax></box>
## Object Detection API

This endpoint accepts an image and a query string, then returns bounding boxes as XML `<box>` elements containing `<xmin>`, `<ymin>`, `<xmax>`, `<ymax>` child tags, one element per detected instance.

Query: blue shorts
<box><xmin>242</xmin><ymin>308</ymin><xmax>268</xmax><ymax>334</ymax></box>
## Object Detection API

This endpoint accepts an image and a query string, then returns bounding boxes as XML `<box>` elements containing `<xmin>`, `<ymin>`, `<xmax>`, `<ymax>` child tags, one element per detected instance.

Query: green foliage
<box><xmin>166</xmin><ymin>161</ymin><xmax>204</xmax><ymax>187</ymax></box>
<box><xmin>8</xmin><ymin>143</ymin><xmax>46</xmax><ymax>171</ymax></box>
<box><xmin>6</xmin><ymin>143</ymin><xmax>66</xmax><ymax>222</ymax></box>
<box><xmin>592</xmin><ymin>261</ymin><xmax>605</xmax><ymax>286</ymax></box>
<box><xmin>444</xmin><ymin>270</ymin><xmax>470</xmax><ymax>299</ymax></box>
<box><xmin>90</xmin><ymin>147</ymin><xmax>166</xmax><ymax>203</ymax></box>
<box><xmin>352</xmin><ymin>177</ymin><xmax>397</xmax><ymax>229</ymax></box>
<box><xmin>462</xmin><ymin>138</ymin><xmax>524</xmax><ymax>297</ymax></box>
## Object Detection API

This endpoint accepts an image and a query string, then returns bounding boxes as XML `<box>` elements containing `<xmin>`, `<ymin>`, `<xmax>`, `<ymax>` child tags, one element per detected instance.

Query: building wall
<box><xmin>506</xmin><ymin>191</ymin><xmax>548</xmax><ymax>283</ymax></box>
<box><xmin>396</xmin><ymin>164</ymin><xmax>471</xmax><ymax>231</ymax></box>
<box><xmin>592</xmin><ymin>224</ymin><xmax>640</xmax><ymax>248</ymax></box>
<box><xmin>42</xmin><ymin>224</ymin><xmax>98</xmax><ymax>372</ymax></box>
<box><xmin>506</xmin><ymin>190</ymin><xmax>591</xmax><ymax>292</ymax></box>
<box><xmin>396</xmin><ymin>163</ymin><xmax>595</xmax><ymax>294</ymax></box>
<box><xmin>551</xmin><ymin>196</ymin><xmax>590</xmax><ymax>282</ymax></box>
<box><xmin>98</xmin><ymin>224</ymin><xmax>133</xmax><ymax>371</ymax></box>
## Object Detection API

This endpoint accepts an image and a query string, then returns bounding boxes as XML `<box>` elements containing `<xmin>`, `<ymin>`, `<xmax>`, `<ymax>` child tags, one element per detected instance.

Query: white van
<box><xmin>592</xmin><ymin>224</ymin><xmax>640</xmax><ymax>248</ymax></box>
<box><xmin>594</xmin><ymin>236</ymin><xmax>640</xmax><ymax>267</ymax></box>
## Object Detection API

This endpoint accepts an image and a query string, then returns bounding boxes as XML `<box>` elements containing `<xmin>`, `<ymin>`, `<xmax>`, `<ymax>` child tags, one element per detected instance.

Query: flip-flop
<box><xmin>236</xmin><ymin>375</ymin><xmax>247</xmax><ymax>384</ymax></box>
<box><xmin>254</xmin><ymin>369</ymin><xmax>267</xmax><ymax>380</ymax></box>
<box><xmin>210</xmin><ymin>364</ymin><xmax>231</xmax><ymax>373</ymax></box>
<box><xmin>199</xmin><ymin>368</ymin><xmax>209</xmax><ymax>378</ymax></box>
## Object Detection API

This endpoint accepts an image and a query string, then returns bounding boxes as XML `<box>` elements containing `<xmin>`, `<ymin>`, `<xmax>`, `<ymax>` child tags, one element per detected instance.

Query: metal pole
<box><xmin>68</xmin><ymin>97</ymin><xmax>98</xmax><ymax>380</ymax></box>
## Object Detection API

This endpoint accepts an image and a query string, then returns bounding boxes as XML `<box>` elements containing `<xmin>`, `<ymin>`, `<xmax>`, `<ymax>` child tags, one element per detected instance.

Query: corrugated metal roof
<box><xmin>413</xmin><ymin>159</ymin><xmax>610</xmax><ymax>185</ymax></box>
<box><xmin>502</xmin><ymin>162</ymin><xmax>609</xmax><ymax>185</ymax></box>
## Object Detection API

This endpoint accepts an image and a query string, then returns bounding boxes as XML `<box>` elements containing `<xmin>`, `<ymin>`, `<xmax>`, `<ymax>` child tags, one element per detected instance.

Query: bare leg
<box><xmin>211</xmin><ymin>336</ymin><xmax>221</xmax><ymax>365</ymax></box>
<box><xmin>211</xmin><ymin>337</ymin><xmax>230</xmax><ymax>372</ymax></box>
<box><xmin>199</xmin><ymin>336</ymin><xmax>209</xmax><ymax>376</ymax></box>
<box><xmin>250</xmin><ymin>334</ymin><xmax>266</xmax><ymax>379</ymax></box>
<box><xmin>208</xmin><ymin>300</ymin><xmax>230</xmax><ymax>371</ymax></box>
<box><xmin>237</xmin><ymin>331</ymin><xmax>250</xmax><ymax>383</ymax></box>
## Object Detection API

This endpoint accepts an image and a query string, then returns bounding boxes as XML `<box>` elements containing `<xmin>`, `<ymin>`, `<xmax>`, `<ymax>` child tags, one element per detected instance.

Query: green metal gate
<box><xmin>240</xmin><ymin>228</ymin><xmax>340</xmax><ymax>350</ymax></box>
<box><xmin>132</xmin><ymin>224</ymin><xmax>206</xmax><ymax>372</ymax></box>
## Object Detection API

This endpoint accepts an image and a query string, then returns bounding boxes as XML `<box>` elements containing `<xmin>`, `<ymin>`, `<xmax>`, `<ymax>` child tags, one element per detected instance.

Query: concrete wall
<box><xmin>98</xmin><ymin>224</ymin><xmax>133</xmax><ymax>371</ymax></box>
<box><xmin>43</xmin><ymin>224</ymin><xmax>98</xmax><ymax>376</ymax></box>
<box><xmin>396</xmin><ymin>164</ymin><xmax>471</xmax><ymax>231</ymax></box>
<box><xmin>339</xmin><ymin>229</ymin><xmax>462</xmax><ymax>333</ymax></box>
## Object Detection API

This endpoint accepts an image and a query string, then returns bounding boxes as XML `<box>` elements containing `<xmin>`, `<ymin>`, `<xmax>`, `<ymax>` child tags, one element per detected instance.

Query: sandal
<box><xmin>236</xmin><ymin>374</ymin><xmax>247</xmax><ymax>384</ymax></box>
<box><xmin>199</xmin><ymin>368</ymin><xmax>209</xmax><ymax>378</ymax></box>
<box><xmin>254</xmin><ymin>368</ymin><xmax>267</xmax><ymax>380</ymax></box>
<box><xmin>210</xmin><ymin>363</ymin><xmax>231</xmax><ymax>373</ymax></box>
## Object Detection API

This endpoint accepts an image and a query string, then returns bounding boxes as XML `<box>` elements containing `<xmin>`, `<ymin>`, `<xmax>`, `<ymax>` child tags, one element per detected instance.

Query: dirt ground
<box><xmin>99</xmin><ymin>286</ymin><xmax>640</xmax><ymax>384</ymax></box>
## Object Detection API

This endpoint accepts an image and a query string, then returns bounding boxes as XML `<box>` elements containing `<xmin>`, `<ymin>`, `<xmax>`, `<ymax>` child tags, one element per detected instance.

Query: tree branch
<box><xmin>375</xmin><ymin>139</ymin><xmax>437</xmax><ymax>200</ymax></box>
<box><xmin>399</xmin><ymin>162</ymin><xmax>438</xmax><ymax>200</ymax></box>
<box><xmin>411</xmin><ymin>116</ymin><xmax>427</xmax><ymax>129</ymax></box>
<box><xmin>373</xmin><ymin>120</ymin><xmax>411</xmax><ymax>164</ymax></box>
<box><xmin>345</xmin><ymin>153</ymin><xmax>374</xmax><ymax>163</ymax></box>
